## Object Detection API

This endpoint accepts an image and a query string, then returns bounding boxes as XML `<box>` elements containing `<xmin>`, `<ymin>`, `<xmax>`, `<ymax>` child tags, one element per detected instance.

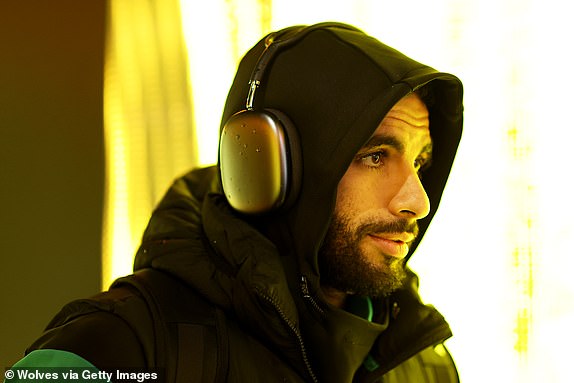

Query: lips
<box><xmin>367</xmin><ymin>233</ymin><xmax>412</xmax><ymax>258</ymax></box>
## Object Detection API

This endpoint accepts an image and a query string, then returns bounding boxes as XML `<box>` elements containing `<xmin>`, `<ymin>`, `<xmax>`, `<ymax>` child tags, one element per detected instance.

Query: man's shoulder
<box><xmin>27</xmin><ymin>309</ymin><xmax>147</xmax><ymax>368</ymax></box>
<box><xmin>29</xmin><ymin>269</ymin><xmax>220</xmax><ymax>369</ymax></box>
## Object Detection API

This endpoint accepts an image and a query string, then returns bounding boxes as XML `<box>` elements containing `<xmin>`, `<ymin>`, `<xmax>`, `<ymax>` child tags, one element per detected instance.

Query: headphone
<box><xmin>219</xmin><ymin>22</ymin><xmax>361</xmax><ymax>215</ymax></box>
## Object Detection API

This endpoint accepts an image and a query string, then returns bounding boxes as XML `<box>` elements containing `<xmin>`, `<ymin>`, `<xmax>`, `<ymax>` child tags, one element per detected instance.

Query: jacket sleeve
<box><xmin>24</xmin><ymin>311</ymin><xmax>147</xmax><ymax>369</ymax></box>
<box><xmin>379</xmin><ymin>344</ymin><xmax>459</xmax><ymax>383</ymax></box>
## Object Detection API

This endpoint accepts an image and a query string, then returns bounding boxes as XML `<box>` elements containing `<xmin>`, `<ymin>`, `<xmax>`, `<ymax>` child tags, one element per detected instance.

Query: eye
<box><xmin>414</xmin><ymin>154</ymin><xmax>432</xmax><ymax>175</ymax></box>
<box><xmin>359</xmin><ymin>151</ymin><xmax>387</xmax><ymax>168</ymax></box>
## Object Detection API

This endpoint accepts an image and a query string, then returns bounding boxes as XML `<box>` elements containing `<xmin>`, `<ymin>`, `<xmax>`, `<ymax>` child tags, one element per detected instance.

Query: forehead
<box><xmin>369</xmin><ymin>92</ymin><xmax>431</xmax><ymax>149</ymax></box>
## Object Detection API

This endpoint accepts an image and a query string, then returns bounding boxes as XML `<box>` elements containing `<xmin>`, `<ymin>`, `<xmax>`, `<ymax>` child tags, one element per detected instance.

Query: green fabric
<box><xmin>5</xmin><ymin>350</ymin><xmax>107</xmax><ymax>383</ymax></box>
<box><xmin>345</xmin><ymin>296</ymin><xmax>374</xmax><ymax>322</ymax></box>
<box><xmin>10</xmin><ymin>349</ymin><xmax>97</xmax><ymax>368</ymax></box>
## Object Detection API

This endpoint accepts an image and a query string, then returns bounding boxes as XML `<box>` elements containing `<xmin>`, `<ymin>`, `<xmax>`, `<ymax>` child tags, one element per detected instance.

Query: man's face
<box><xmin>318</xmin><ymin>93</ymin><xmax>432</xmax><ymax>298</ymax></box>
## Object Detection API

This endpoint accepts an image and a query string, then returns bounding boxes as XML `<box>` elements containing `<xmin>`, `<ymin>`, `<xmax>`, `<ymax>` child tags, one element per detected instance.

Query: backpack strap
<box><xmin>112</xmin><ymin>268</ymin><xmax>228</xmax><ymax>383</ymax></box>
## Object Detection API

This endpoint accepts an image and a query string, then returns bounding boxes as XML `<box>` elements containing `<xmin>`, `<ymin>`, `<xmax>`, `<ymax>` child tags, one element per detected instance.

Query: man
<box><xmin>9</xmin><ymin>22</ymin><xmax>463</xmax><ymax>382</ymax></box>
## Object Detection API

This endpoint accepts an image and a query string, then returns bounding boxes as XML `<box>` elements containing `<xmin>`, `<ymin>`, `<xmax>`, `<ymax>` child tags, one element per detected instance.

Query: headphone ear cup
<box><xmin>265</xmin><ymin>108</ymin><xmax>302</xmax><ymax>211</ymax></box>
<box><xmin>219</xmin><ymin>109</ymin><xmax>301</xmax><ymax>215</ymax></box>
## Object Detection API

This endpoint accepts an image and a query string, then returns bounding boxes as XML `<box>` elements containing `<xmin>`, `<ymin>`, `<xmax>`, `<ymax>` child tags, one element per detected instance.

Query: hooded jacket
<box><xmin>18</xmin><ymin>22</ymin><xmax>463</xmax><ymax>383</ymax></box>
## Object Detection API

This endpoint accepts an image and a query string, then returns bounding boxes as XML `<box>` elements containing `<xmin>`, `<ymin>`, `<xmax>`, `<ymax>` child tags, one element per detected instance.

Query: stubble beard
<box><xmin>318</xmin><ymin>214</ymin><xmax>418</xmax><ymax>298</ymax></box>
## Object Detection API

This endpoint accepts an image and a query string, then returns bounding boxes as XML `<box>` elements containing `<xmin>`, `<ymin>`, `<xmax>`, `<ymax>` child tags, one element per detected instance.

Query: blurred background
<box><xmin>1</xmin><ymin>1</ymin><xmax>573</xmax><ymax>382</ymax></box>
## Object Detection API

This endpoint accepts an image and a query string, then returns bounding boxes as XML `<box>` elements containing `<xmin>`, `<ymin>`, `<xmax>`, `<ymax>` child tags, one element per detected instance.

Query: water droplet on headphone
<box><xmin>251</xmin><ymin>129</ymin><xmax>257</xmax><ymax>134</ymax></box>
<box><xmin>243</xmin><ymin>144</ymin><xmax>248</xmax><ymax>148</ymax></box>
<box><xmin>255</xmin><ymin>148</ymin><xmax>261</xmax><ymax>153</ymax></box>
<box><xmin>241</xmin><ymin>123</ymin><xmax>247</xmax><ymax>128</ymax></box>
<box><xmin>235</xmin><ymin>134</ymin><xmax>241</xmax><ymax>140</ymax></box>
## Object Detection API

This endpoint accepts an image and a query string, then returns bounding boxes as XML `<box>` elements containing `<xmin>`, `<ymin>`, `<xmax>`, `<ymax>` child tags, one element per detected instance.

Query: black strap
<box><xmin>114</xmin><ymin>269</ymin><xmax>226</xmax><ymax>383</ymax></box>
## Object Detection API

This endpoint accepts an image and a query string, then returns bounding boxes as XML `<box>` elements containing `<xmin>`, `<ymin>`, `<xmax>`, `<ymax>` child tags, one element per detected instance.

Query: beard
<box><xmin>318</xmin><ymin>213</ymin><xmax>418</xmax><ymax>298</ymax></box>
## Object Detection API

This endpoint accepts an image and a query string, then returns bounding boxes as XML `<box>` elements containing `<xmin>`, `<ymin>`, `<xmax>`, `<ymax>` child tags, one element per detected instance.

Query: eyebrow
<box><xmin>362</xmin><ymin>135</ymin><xmax>404</xmax><ymax>152</ymax></box>
<box><xmin>358</xmin><ymin>134</ymin><xmax>433</xmax><ymax>157</ymax></box>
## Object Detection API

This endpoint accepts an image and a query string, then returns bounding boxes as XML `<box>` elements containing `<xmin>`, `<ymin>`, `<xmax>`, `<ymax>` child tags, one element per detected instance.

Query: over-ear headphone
<box><xmin>219</xmin><ymin>22</ymin><xmax>361</xmax><ymax>215</ymax></box>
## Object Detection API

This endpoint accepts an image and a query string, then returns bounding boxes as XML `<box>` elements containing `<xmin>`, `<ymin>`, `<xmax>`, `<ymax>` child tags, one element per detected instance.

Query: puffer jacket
<box><xmin>15</xmin><ymin>22</ymin><xmax>464</xmax><ymax>382</ymax></box>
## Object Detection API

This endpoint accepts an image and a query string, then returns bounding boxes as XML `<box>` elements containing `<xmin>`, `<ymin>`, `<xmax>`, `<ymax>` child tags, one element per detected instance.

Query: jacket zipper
<box><xmin>255</xmin><ymin>288</ymin><xmax>319</xmax><ymax>383</ymax></box>
<box><xmin>300</xmin><ymin>275</ymin><xmax>325</xmax><ymax>317</ymax></box>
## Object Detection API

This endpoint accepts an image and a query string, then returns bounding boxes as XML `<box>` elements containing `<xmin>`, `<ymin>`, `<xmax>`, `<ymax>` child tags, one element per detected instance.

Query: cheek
<box><xmin>335</xmin><ymin>170</ymin><xmax>387</xmax><ymax>216</ymax></box>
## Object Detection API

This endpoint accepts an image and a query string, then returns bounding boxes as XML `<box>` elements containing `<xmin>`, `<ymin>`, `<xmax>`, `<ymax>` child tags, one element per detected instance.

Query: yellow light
<box><xmin>179</xmin><ymin>0</ymin><xmax>270</xmax><ymax>166</ymax></box>
<box><xmin>103</xmin><ymin>0</ymin><xmax>196</xmax><ymax>289</ymax></box>
<box><xmin>102</xmin><ymin>0</ymin><xmax>137</xmax><ymax>289</ymax></box>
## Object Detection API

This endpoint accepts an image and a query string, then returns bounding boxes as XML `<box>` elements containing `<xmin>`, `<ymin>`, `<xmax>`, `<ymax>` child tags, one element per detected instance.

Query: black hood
<box><xmin>220</xmin><ymin>22</ymin><xmax>463</xmax><ymax>293</ymax></box>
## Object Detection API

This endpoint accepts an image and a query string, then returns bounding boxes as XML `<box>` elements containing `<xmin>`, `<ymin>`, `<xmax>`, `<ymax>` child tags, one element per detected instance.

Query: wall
<box><xmin>0</xmin><ymin>1</ymin><xmax>106</xmax><ymax>367</ymax></box>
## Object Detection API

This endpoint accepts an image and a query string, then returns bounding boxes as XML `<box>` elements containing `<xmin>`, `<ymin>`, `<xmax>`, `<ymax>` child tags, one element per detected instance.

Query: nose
<box><xmin>388</xmin><ymin>170</ymin><xmax>431</xmax><ymax>220</ymax></box>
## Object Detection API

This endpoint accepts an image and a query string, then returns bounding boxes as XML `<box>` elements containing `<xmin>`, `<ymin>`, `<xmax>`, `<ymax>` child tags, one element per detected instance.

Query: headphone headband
<box><xmin>246</xmin><ymin>22</ymin><xmax>362</xmax><ymax>110</ymax></box>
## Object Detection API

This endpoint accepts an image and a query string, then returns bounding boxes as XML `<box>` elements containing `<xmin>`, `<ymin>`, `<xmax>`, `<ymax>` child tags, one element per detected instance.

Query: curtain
<box><xmin>103</xmin><ymin>0</ymin><xmax>196</xmax><ymax>287</ymax></box>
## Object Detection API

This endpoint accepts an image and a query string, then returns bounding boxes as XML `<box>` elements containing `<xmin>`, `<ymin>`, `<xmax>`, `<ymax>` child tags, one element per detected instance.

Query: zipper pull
<box><xmin>300</xmin><ymin>275</ymin><xmax>311</xmax><ymax>297</ymax></box>
<box><xmin>300</xmin><ymin>275</ymin><xmax>325</xmax><ymax>316</ymax></box>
